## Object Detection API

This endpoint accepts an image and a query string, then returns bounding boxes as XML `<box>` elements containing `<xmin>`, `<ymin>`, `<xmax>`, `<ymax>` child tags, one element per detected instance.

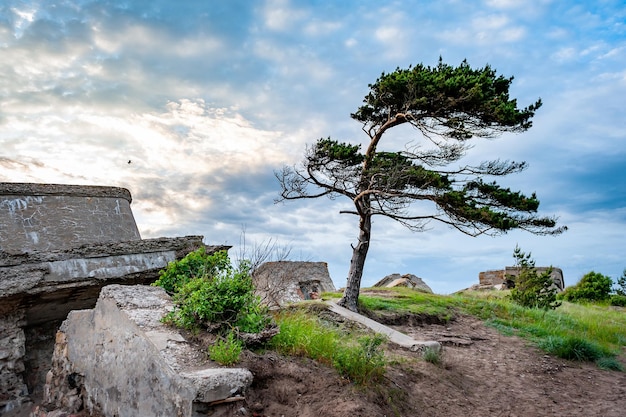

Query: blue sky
<box><xmin>1</xmin><ymin>0</ymin><xmax>625</xmax><ymax>293</ymax></box>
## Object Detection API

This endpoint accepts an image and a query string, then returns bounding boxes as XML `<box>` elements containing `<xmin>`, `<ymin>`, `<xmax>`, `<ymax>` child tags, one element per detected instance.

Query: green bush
<box><xmin>155</xmin><ymin>250</ymin><xmax>273</xmax><ymax>336</ymax></box>
<box><xmin>509</xmin><ymin>246</ymin><xmax>560</xmax><ymax>310</ymax></box>
<box><xmin>153</xmin><ymin>248</ymin><xmax>230</xmax><ymax>294</ymax></box>
<box><xmin>610</xmin><ymin>294</ymin><xmax>626</xmax><ymax>307</ymax></box>
<box><xmin>560</xmin><ymin>271</ymin><xmax>613</xmax><ymax>303</ymax></box>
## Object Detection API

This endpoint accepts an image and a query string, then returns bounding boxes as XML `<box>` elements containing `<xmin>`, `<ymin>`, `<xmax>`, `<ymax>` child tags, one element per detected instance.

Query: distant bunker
<box><xmin>478</xmin><ymin>267</ymin><xmax>565</xmax><ymax>291</ymax></box>
<box><xmin>0</xmin><ymin>182</ymin><xmax>218</xmax><ymax>412</ymax></box>
<box><xmin>253</xmin><ymin>261</ymin><xmax>337</xmax><ymax>308</ymax></box>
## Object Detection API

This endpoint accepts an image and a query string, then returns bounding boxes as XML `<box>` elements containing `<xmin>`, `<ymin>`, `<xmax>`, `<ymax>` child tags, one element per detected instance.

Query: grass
<box><xmin>358</xmin><ymin>287</ymin><xmax>457</xmax><ymax>322</ymax></box>
<box><xmin>208</xmin><ymin>331</ymin><xmax>243</xmax><ymax>365</ymax></box>
<box><xmin>421</xmin><ymin>346</ymin><xmax>443</xmax><ymax>366</ymax></box>
<box><xmin>328</xmin><ymin>287</ymin><xmax>626</xmax><ymax>371</ymax></box>
<box><xmin>268</xmin><ymin>288</ymin><xmax>625</xmax><ymax>377</ymax></box>
<box><xmin>454</xmin><ymin>290</ymin><xmax>626</xmax><ymax>369</ymax></box>
<box><xmin>269</xmin><ymin>307</ymin><xmax>388</xmax><ymax>385</ymax></box>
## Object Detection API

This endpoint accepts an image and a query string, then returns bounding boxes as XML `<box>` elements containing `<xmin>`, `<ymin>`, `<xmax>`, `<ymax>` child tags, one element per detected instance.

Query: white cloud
<box><xmin>303</xmin><ymin>20</ymin><xmax>342</xmax><ymax>37</ymax></box>
<box><xmin>551</xmin><ymin>46</ymin><xmax>576</xmax><ymax>62</ymax></box>
<box><xmin>261</xmin><ymin>0</ymin><xmax>307</xmax><ymax>32</ymax></box>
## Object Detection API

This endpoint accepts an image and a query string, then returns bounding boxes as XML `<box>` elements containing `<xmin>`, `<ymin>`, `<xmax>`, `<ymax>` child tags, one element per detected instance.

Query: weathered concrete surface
<box><xmin>253</xmin><ymin>261</ymin><xmax>336</xmax><ymax>308</ymax></box>
<box><xmin>0</xmin><ymin>311</ymin><xmax>28</xmax><ymax>414</ymax></box>
<box><xmin>0</xmin><ymin>237</ymin><xmax>225</xmax><ymax>413</ymax></box>
<box><xmin>43</xmin><ymin>285</ymin><xmax>252</xmax><ymax>417</ymax></box>
<box><xmin>0</xmin><ymin>236</ymin><xmax>211</xmax><ymax>298</ymax></box>
<box><xmin>373</xmin><ymin>273</ymin><xmax>433</xmax><ymax>293</ymax></box>
<box><xmin>0</xmin><ymin>182</ymin><xmax>230</xmax><ymax>414</ymax></box>
<box><xmin>477</xmin><ymin>266</ymin><xmax>565</xmax><ymax>291</ymax></box>
<box><xmin>0</xmin><ymin>183</ymin><xmax>141</xmax><ymax>253</ymax></box>
<box><xmin>326</xmin><ymin>302</ymin><xmax>441</xmax><ymax>353</ymax></box>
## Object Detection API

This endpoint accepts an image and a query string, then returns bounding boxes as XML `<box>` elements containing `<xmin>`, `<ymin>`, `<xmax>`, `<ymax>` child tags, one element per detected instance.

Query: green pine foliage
<box><xmin>614</xmin><ymin>269</ymin><xmax>626</xmax><ymax>296</ymax></box>
<box><xmin>352</xmin><ymin>58</ymin><xmax>542</xmax><ymax>135</ymax></box>
<box><xmin>509</xmin><ymin>246</ymin><xmax>561</xmax><ymax>310</ymax></box>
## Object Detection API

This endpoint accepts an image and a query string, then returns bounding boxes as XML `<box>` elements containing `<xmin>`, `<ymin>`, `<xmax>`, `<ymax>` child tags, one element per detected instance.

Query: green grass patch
<box><xmin>269</xmin><ymin>309</ymin><xmax>387</xmax><ymax>385</ymax></box>
<box><xmin>537</xmin><ymin>336</ymin><xmax>608</xmax><ymax>361</ymax></box>
<box><xmin>208</xmin><ymin>332</ymin><xmax>243</xmax><ymax>365</ymax></box>
<box><xmin>359</xmin><ymin>287</ymin><xmax>457</xmax><ymax>322</ymax></box>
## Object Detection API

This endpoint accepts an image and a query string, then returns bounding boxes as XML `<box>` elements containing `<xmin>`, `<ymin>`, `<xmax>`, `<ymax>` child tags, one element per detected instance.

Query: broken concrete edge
<box><xmin>45</xmin><ymin>284</ymin><xmax>252</xmax><ymax>416</ymax></box>
<box><xmin>0</xmin><ymin>182</ymin><xmax>133</xmax><ymax>202</ymax></box>
<box><xmin>325</xmin><ymin>301</ymin><xmax>442</xmax><ymax>353</ymax></box>
<box><xmin>0</xmin><ymin>235</ymin><xmax>228</xmax><ymax>266</ymax></box>
<box><xmin>0</xmin><ymin>238</ymin><xmax>230</xmax><ymax>299</ymax></box>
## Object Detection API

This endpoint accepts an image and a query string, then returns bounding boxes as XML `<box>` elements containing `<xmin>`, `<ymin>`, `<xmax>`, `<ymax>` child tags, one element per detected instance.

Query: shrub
<box><xmin>153</xmin><ymin>248</ymin><xmax>230</xmax><ymax>294</ymax></box>
<box><xmin>610</xmin><ymin>294</ymin><xmax>626</xmax><ymax>307</ymax></box>
<box><xmin>155</xmin><ymin>250</ymin><xmax>273</xmax><ymax>337</ymax></box>
<box><xmin>208</xmin><ymin>332</ymin><xmax>243</xmax><ymax>365</ymax></box>
<box><xmin>560</xmin><ymin>271</ymin><xmax>613</xmax><ymax>303</ymax></box>
<box><xmin>509</xmin><ymin>246</ymin><xmax>560</xmax><ymax>310</ymax></box>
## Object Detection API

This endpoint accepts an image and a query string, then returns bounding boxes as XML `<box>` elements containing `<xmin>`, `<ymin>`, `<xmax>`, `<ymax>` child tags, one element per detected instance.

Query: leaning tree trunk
<box><xmin>338</xmin><ymin>210</ymin><xmax>372</xmax><ymax>312</ymax></box>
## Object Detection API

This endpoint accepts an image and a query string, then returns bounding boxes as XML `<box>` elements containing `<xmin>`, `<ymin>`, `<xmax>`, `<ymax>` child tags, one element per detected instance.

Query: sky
<box><xmin>1</xmin><ymin>0</ymin><xmax>625</xmax><ymax>294</ymax></box>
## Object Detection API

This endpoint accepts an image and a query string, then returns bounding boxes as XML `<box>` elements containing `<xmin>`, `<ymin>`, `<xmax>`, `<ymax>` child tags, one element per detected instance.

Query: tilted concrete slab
<box><xmin>44</xmin><ymin>284</ymin><xmax>252</xmax><ymax>417</ymax></box>
<box><xmin>326</xmin><ymin>302</ymin><xmax>441</xmax><ymax>352</ymax></box>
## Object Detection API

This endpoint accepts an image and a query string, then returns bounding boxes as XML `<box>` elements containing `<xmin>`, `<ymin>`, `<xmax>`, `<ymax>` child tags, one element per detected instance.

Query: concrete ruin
<box><xmin>252</xmin><ymin>261</ymin><xmax>337</xmax><ymax>308</ymax></box>
<box><xmin>42</xmin><ymin>284</ymin><xmax>252</xmax><ymax>417</ymax></box>
<box><xmin>373</xmin><ymin>273</ymin><xmax>433</xmax><ymax>293</ymax></box>
<box><xmin>477</xmin><ymin>266</ymin><xmax>565</xmax><ymax>291</ymax></box>
<box><xmin>0</xmin><ymin>183</ymin><xmax>222</xmax><ymax>414</ymax></box>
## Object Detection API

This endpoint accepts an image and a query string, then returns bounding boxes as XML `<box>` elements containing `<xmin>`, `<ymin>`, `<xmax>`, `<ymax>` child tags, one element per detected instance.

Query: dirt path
<box><xmin>221</xmin><ymin>314</ymin><xmax>626</xmax><ymax>417</ymax></box>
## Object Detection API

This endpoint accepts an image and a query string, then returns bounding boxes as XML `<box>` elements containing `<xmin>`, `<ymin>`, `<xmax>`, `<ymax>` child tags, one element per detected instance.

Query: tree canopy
<box><xmin>276</xmin><ymin>58</ymin><xmax>566</xmax><ymax>312</ymax></box>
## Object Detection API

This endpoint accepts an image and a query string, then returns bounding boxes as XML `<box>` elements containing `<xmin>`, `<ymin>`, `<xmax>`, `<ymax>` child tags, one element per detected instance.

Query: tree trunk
<box><xmin>338</xmin><ymin>211</ymin><xmax>371</xmax><ymax>312</ymax></box>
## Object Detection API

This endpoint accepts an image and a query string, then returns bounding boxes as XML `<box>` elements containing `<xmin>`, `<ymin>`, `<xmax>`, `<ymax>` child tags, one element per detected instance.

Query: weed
<box><xmin>208</xmin><ymin>332</ymin><xmax>243</xmax><ymax>365</ymax></box>
<box><xmin>333</xmin><ymin>334</ymin><xmax>388</xmax><ymax>384</ymax></box>
<box><xmin>421</xmin><ymin>347</ymin><xmax>443</xmax><ymax>366</ymax></box>
<box><xmin>595</xmin><ymin>357</ymin><xmax>624</xmax><ymax>372</ymax></box>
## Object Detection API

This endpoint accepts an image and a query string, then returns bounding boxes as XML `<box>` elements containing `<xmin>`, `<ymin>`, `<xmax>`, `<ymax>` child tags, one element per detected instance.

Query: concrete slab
<box><xmin>326</xmin><ymin>302</ymin><xmax>441</xmax><ymax>353</ymax></box>
<box><xmin>43</xmin><ymin>285</ymin><xmax>253</xmax><ymax>417</ymax></box>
